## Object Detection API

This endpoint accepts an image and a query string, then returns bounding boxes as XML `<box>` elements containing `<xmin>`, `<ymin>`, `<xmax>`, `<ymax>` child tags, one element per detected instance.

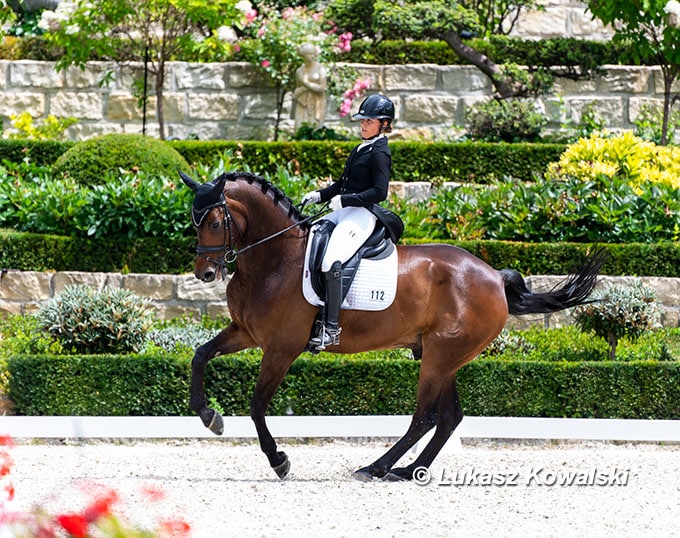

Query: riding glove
<box><xmin>302</xmin><ymin>191</ymin><xmax>321</xmax><ymax>205</ymax></box>
<box><xmin>329</xmin><ymin>196</ymin><xmax>343</xmax><ymax>212</ymax></box>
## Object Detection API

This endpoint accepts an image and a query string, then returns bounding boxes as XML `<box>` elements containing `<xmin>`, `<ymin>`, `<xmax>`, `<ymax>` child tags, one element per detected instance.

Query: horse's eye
<box><xmin>211</xmin><ymin>220</ymin><xmax>221</xmax><ymax>230</ymax></box>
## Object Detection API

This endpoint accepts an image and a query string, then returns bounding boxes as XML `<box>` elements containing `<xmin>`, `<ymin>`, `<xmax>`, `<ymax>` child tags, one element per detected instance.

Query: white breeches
<box><xmin>320</xmin><ymin>206</ymin><xmax>377</xmax><ymax>272</ymax></box>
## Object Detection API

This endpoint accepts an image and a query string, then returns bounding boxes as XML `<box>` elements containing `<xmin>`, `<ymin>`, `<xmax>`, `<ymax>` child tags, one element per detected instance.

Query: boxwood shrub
<box><xmin>7</xmin><ymin>353</ymin><xmax>680</xmax><ymax>419</ymax></box>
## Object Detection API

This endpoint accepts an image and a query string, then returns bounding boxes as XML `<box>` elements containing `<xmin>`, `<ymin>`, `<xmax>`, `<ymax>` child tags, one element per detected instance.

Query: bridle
<box><xmin>193</xmin><ymin>196</ymin><xmax>328</xmax><ymax>278</ymax></box>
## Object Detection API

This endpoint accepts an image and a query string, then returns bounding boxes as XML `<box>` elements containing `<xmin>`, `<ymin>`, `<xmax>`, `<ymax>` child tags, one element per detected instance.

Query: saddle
<box><xmin>307</xmin><ymin>220</ymin><xmax>395</xmax><ymax>301</ymax></box>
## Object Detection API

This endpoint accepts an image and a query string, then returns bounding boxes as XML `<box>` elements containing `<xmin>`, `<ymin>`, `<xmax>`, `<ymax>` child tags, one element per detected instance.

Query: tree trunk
<box><xmin>442</xmin><ymin>29</ymin><xmax>517</xmax><ymax>98</ymax></box>
<box><xmin>607</xmin><ymin>333</ymin><xmax>618</xmax><ymax>361</ymax></box>
<box><xmin>156</xmin><ymin>59</ymin><xmax>166</xmax><ymax>140</ymax></box>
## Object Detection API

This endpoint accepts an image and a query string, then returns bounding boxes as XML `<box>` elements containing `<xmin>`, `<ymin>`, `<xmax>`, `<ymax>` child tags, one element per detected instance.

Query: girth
<box><xmin>307</xmin><ymin>221</ymin><xmax>395</xmax><ymax>300</ymax></box>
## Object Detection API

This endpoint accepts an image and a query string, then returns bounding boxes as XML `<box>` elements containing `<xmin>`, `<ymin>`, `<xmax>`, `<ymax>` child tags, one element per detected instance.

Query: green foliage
<box><xmin>0</xmin><ymin>172</ymin><xmax>195</xmax><ymax>240</ymax></box>
<box><xmin>421</xmin><ymin>173</ymin><xmax>680</xmax><ymax>243</ymax></box>
<box><xmin>324</xmin><ymin>0</ymin><xmax>378</xmax><ymax>41</ymax></box>
<box><xmin>547</xmin><ymin>131</ymin><xmax>680</xmax><ymax>190</ymax></box>
<box><xmin>36</xmin><ymin>285</ymin><xmax>154</xmax><ymax>354</ymax></box>
<box><xmin>292</xmin><ymin>125</ymin><xmax>350</xmax><ymax>141</ymax></box>
<box><xmin>39</xmin><ymin>0</ymin><xmax>245</xmax><ymax>138</ymax></box>
<box><xmin>51</xmin><ymin>134</ymin><xmax>191</xmax><ymax>185</ymax></box>
<box><xmin>465</xmin><ymin>98</ymin><xmax>547</xmax><ymax>142</ymax></box>
<box><xmin>633</xmin><ymin>102</ymin><xmax>680</xmax><ymax>144</ymax></box>
<box><xmin>6</xmin><ymin>327</ymin><xmax>680</xmax><ymax>417</ymax></box>
<box><xmin>574</xmin><ymin>282</ymin><xmax>662</xmax><ymax>360</ymax></box>
<box><xmin>5</xmin><ymin>111</ymin><xmax>77</xmax><ymax>140</ymax></box>
<box><xmin>147</xmin><ymin>325</ymin><xmax>220</xmax><ymax>354</ymax></box>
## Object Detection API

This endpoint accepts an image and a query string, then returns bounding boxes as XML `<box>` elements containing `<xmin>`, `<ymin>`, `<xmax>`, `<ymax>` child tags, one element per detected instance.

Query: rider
<box><xmin>302</xmin><ymin>93</ymin><xmax>396</xmax><ymax>350</ymax></box>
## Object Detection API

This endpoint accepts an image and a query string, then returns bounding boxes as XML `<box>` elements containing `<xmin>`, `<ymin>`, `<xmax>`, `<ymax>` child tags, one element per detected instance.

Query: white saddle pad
<box><xmin>302</xmin><ymin>237</ymin><xmax>398</xmax><ymax>311</ymax></box>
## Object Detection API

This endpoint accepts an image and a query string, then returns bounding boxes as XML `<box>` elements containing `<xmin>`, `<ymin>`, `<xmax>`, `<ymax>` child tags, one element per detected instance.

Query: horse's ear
<box><xmin>211</xmin><ymin>173</ymin><xmax>228</xmax><ymax>197</ymax></box>
<box><xmin>179</xmin><ymin>171</ymin><xmax>200</xmax><ymax>192</ymax></box>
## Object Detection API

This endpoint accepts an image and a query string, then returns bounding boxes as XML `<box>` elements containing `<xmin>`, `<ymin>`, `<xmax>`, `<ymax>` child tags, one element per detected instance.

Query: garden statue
<box><xmin>293</xmin><ymin>42</ymin><xmax>327</xmax><ymax>130</ymax></box>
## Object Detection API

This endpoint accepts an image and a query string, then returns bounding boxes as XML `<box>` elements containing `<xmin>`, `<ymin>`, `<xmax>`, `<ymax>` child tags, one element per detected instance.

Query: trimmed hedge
<box><xmin>0</xmin><ymin>231</ymin><xmax>195</xmax><ymax>274</ymax></box>
<box><xmin>169</xmin><ymin>140</ymin><xmax>565</xmax><ymax>184</ymax></box>
<box><xmin>0</xmin><ymin>139</ymin><xmax>564</xmax><ymax>184</ymax></box>
<box><xmin>3</xmin><ymin>231</ymin><xmax>679</xmax><ymax>277</ymax></box>
<box><xmin>7</xmin><ymin>353</ymin><xmax>680</xmax><ymax>419</ymax></box>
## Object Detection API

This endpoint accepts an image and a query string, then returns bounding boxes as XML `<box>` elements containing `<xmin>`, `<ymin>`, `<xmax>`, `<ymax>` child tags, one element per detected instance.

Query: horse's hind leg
<box><xmin>385</xmin><ymin>375</ymin><xmax>463</xmax><ymax>481</ymax></box>
<box><xmin>352</xmin><ymin>367</ymin><xmax>446</xmax><ymax>480</ymax></box>
<box><xmin>190</xmin><ymin>323</ymin><xmax>255</xmax><ymax>435</ymax></box>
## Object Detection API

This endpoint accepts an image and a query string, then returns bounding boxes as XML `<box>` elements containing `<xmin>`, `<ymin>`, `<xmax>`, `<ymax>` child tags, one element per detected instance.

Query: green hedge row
<box><xmin>0</xmin><ymin>139</ymin><xmax>565</xmax><ymax>184</ymax></box>
<box><xmin>0</xmin><ymin>231</ymin><xmax>195</xmax><ymax>274</ymax></box>
<box><xmin>7</xmin><ymin>353</ymin><xmax>680</xmax><ymax>419</ymax></box>
<box><xmin>3</xmin><ymin>231</ymin><xmax>679</xmax><ymax>277</ymax></box>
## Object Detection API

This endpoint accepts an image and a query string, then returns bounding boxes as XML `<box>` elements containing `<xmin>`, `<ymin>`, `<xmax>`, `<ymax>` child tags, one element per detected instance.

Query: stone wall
<box><xmin>0</xmin><ymin>59</ymin><xmax>671</xmax><ymax>142</ymax></box>
<box><xmin>510</xmin><ymin>0</ymin><xmax>613</xmax><ymax>40</ymax></box>
<box><xmin>1</xmin><ymin>270</ymin><xmax>678</xmax><ymax>329</ymax></box>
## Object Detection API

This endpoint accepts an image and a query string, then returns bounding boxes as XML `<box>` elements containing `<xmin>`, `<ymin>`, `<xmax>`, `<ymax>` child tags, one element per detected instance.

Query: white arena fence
<box><xmin>1</xmin><ymin>416</ymin><xmax>678</xmax><ymax>451</ymax></box>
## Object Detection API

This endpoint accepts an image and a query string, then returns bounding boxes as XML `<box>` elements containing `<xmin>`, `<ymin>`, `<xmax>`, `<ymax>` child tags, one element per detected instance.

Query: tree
<box><xmin>372</xmin><ymin>0</ymin><xmax>552</xmax><ymax>98</ymax></box>
<box><xmin>39</xmin><ymin>0</ymin><xmax>247</xmax><ymax>139</ymax></box>
<box><xmin>588</xmin><ymin>0</ymin><xmax>680</xmax><ymax>145</ymax></box>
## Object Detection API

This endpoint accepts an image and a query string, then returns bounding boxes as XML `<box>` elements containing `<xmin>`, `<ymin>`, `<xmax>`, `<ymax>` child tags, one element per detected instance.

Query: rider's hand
<box><xmin>329</xmin><ymin>196</ymin><xmax>343</xmax><ymax>212</ymax></box>
<box><xmin>302</xmin><ymin>191</ymin><xmax>321</xmax><ymax>205</ymax></box>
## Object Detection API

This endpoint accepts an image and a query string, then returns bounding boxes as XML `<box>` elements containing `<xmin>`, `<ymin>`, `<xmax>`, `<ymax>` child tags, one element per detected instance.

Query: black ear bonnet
<box><xmin>190</xmin><ymin>178</ymin><xmax>227</xmax><ymax>227</ymax></box>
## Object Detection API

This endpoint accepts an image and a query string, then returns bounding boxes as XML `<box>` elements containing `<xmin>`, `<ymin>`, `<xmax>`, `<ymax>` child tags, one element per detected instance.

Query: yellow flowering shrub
<box><xmin>547</xmin><ymin>131</ymin><xmax>680</xmax><ymax>189</ymax></box>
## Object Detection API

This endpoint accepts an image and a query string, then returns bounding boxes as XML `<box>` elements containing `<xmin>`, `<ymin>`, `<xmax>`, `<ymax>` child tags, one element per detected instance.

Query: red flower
<box><xmin>3</xmin><ymin>482</ymin><xmax>15</xmax><ymax>501</ymax></box>
<box><xmin>0</xmin><ymin>452</ymin><xmax>13</xmax><ymax>477</ymax></box>
<box><xmin>57</xmin><ymin>514</ymin><xmax>89</xmax><ymax>537</ymax></box>
<box><xmin>160</xmin><ymin>518</ymin><xmax>192</xmax><ymax>537</ymax></box>
<box><xmin>83</xmin><ymin>489</ymin><xmax>118</xmax><ymax>522</ymax></box>
<box><xmin>0</xmin><ymin>435</ymin><xmax>13</xmax><ymax>447</ymax></box>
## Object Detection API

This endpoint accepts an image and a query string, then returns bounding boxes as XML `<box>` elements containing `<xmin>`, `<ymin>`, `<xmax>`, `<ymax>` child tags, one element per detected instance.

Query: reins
<box><xmin>195</xmin><ymin>199</ymin><xmax>330</xmax><ymax>274</ymax></box>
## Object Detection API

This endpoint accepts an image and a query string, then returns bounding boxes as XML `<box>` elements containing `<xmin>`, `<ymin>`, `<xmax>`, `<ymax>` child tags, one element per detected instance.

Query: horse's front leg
<box><xmin>190</xmin><ymin>323</ymin><xmax>255</xmax><ymax>435</ymax></box>
<box><xmin>250</xmin><ymin>348</ymin><xmax>300</xmax><ymax>479</ymax></box>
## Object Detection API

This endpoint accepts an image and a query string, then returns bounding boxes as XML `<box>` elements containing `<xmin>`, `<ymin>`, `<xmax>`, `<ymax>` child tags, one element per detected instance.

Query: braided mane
<box><xmin>218</xmin><ymin>171</ymin><xmax>311</xmax><ymax>229</ymax></box>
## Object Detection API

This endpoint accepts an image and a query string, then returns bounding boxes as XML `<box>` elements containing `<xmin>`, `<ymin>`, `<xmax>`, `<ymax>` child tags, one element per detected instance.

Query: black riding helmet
<box><xmin>352</xmin><ymin>94</ymin><xmax>395</xmax><ymax>121</ymax></box>
<box><xmin>352</xmin><ymin>94</ymin><xmax>395</xmax><ymax>132</ymax></box>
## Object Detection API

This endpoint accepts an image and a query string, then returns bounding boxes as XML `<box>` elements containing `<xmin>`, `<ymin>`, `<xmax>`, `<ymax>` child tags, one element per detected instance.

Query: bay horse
<box><xmin>180</xmin><ymin>170</ymin><xmax>603</xmax><ymax>481</ymax></box>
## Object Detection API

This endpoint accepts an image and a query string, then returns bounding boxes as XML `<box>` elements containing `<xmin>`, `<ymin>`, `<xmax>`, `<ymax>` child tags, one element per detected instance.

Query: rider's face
<box><xmin>360</xmin><ymin>118</ymin><xmax>381</xmax><ymax>139</ymax></box>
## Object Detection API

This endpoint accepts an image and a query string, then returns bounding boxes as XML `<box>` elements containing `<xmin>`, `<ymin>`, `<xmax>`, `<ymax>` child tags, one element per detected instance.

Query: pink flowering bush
<box><xmin>237</xmin><ymin>5</ymin><xmax>372</xmax><ymax>137</ymax></box>
<box><xmin>0</xmin><ymin>436</ymin><xmax>191</xmax><ymax>538</ymax></box>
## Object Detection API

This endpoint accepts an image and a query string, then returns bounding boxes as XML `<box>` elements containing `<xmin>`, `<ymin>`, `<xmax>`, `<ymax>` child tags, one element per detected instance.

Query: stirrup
<box><xmin>309</xmin><ymin>325</ymin><xmax>342</xmax><ymax>350</ymax></box>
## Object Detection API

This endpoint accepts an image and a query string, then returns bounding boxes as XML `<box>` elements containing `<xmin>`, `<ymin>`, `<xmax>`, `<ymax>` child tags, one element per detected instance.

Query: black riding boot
<box><xmin>310</xmin><ymin>261</ymin><xmax>342</xmax><ymax>350</ymax></box>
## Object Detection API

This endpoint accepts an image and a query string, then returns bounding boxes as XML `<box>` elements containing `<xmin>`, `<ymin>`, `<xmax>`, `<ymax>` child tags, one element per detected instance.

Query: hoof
<box><xmin>352</xmin><ymin>469</ymin><xmax>376</xmax><ymax>482</ymax></box>
<box><xmin>383</xmin><ymin>467</ymin><xmax>413</xmax><ymax>482</ymax></box>
<box><xmin>352</xmin><ymin>465</ymin><xmax>385</xmax><ymax>482</ymax></box>
<box><xmin>272</xmin><ymin>453</ymin><xmax>290</xmax><ymax>479</ymax></box>
<box><xmin>200</xmin><ymin>408</ymin><xmax>224</xmax><ymax>436</ymax></box>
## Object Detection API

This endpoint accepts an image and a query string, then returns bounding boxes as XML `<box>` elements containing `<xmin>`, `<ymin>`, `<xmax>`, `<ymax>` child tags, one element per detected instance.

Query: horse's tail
<box><xmin>501</xmin><ymin>249</ymin><xmax>606</xmax><ymax>315</ymax></box>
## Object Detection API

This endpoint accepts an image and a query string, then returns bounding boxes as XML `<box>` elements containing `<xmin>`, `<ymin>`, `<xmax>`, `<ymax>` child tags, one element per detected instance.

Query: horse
<box><xmin>180</xmin><ymin>170</ymin><xmax>603</xmax><ymax>481</ymax></box>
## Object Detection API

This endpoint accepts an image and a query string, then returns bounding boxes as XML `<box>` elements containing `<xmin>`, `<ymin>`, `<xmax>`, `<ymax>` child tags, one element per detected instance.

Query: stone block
<box><xmin>106</xmin><ymin>93</ymin><xmax>143</xmax><ymax>121</ymax></box>
<box><xmin>9</xmin><ymin>60</ymin><xmax>63</xmax><ymax>89</ymax></box>
<box><xmin>173</xmin><ymin>63</ymin><xmax>227</xmax><ymax>90</ymax></box>
<box><xmin>652</xmin><ymin>67</ymin><xmax>680</xmax><ymax>94</ymax></box>
<box><xmin>642</xmin><ymin>277</ymin><xmax>680</xmax><ymax>307</ymax></box>
<box><xmin>384</xmin><ymin>65</ymin><xmax>437</xmax><ymax>91</ymax></box>
<box><xmin>0</xmin><ymin>271</ymin><xmax>51</xmax><ymax>301</ymax></box>
<box><xmin>568</xmin><ymin>97</ymin><xmax>625</xmax><ymax>127</ymax></box>
<box><xmin>152</xmin><ymin>304</ymin><xmax>203</xmax><ymax>321</ymax></box>
<box><xmin>599</xmin><ymin>67</ymin><xmax>651</xmax><ymax>93</ymax></box>
<box><xmin>389</xmin><ymin>181</ymin><xmax>432</xmax><ymax>202</ymax></box>
<box><xmin>50</xmin><ymin>92</ymin><xmax>103</xmax><ymax>120</ymax></box>
<box><xmin>628</xmin><ymin>97</ymin><xmax>663</xmax><ymax>123</ymax></box>
<box><xmin>403</xmin><ymin>95</ymin><xmax>458</xmax><ymax>122</ymax></box>
<box><xmin>228</xmin><ymin>62</ymin><xmax>272</xmax><ymax>88</ymax></box>
<box><xmin>441</xmin><ymin>66</ymin><xmax>490</xmax><ymax>93</ymax></box>
<box><xmin>63</xmin><ymin>62</ymin><xmax>116</xmax><ymax>89</ymax></box>
<box><xmin>567</xmin><ymin>8</ymin><xmax>615</xmax><ymax>40</ymax></box>
<box><xmin>168</xmin><ymin>122</ymin><xmax>224</xmax><ymax>141</ymax></box>
<box><xmin>187</xmin><ymin>93</ymin><xmax>239</xmax><ymax>120</ymax></box>
<box><xmin>52</xmin><ymin>271</ymin><xmax>110</xmax><ymax>295</ymax></box>
<box><xmin>552</xmin><ymin>75</ymin><xmax>597</xmax><ymax>95</ymax></box>
<box><xmin>206</xmin><ymin>302</ymin><xmax>231</xmax><ymax>319</ymax></box>
<box><xmin>242</xmin><ymin>94</ymin><xmax>279</xmax><ymax>120</ymax></box>
<box><xmin>661</xmin><ymin>308</ymin><xmax>679</xmax><ymax>328</ymax></box>
<box><xmin>176</xmin><ymin>274</ymin><xmax>228</xmax><ymax>302</ymax></box>
<box><xmin>0</xmin><ymin>61</ymin><xmax>7</xmax><ymax>89</ymax></box>
<box><xmin>123</xmin><ymin>274</ymin><xmax>175</xmax><ymax>301</ymax></box>
<box><xmin>0</xmin><ymin>92</ymin><xmax>46</xmax><ymax>118</ymax></box>
<box><xmin>511</xmin><ymin>8</ymin><xmax>569</xmax><ymax>38</ymax></box>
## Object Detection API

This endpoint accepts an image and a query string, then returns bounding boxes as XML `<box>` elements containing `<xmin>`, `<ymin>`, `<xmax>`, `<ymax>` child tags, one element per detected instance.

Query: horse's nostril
<box><xmin>203</xmin><ymin>270</ymin><xmax>216</xmax><ymax>283</ymax></box>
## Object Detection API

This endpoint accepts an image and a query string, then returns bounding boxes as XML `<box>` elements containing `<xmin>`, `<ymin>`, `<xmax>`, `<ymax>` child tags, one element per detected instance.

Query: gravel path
<box><xmin>4</xmin><ymin>438</ymin><xmax>680</xmax><ymax>537</ymax></box>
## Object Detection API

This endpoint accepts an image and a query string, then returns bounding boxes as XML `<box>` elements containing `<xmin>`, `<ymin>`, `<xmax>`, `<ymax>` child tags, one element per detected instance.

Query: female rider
<box><xmin>302</xmin><ymin>93</ymin><xmax>397</xmax><ymax>350</ymax></box>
